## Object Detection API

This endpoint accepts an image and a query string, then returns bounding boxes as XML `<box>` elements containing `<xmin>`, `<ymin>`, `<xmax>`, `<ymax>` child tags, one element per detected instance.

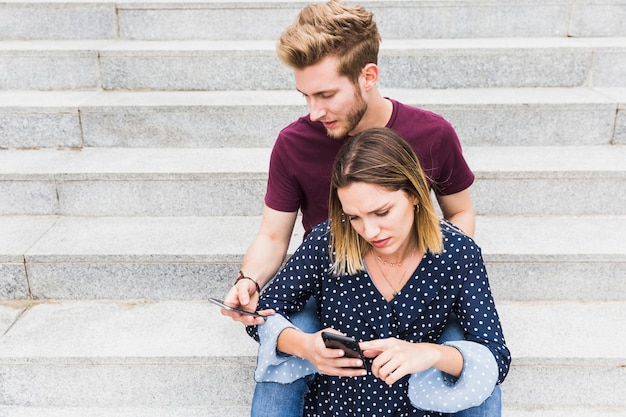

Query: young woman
<box><xmin>247</xmin><ymin>128</ymin><xmax>510</xmax><ymax>416</ymax></box>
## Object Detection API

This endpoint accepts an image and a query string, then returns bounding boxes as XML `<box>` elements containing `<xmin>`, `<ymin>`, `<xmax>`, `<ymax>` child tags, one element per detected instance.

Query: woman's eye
<box><xmin>375</xmin><ymin>211</ymin><xmax>389</xmax><ymax>217</ymax></box>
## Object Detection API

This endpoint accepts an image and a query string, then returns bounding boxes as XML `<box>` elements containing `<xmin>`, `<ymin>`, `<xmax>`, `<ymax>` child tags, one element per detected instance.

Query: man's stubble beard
<box><xmin>327</xmin><ymin>89</ymin><xmax>368</xmax><ymax>140</ymax></box>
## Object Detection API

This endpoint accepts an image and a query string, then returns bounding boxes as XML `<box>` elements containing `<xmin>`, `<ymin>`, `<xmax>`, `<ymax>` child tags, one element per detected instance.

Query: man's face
<box><xmin>294</xmin><ymin>56</ymin><xmax>368</xmax><ymax>139</ymax></box>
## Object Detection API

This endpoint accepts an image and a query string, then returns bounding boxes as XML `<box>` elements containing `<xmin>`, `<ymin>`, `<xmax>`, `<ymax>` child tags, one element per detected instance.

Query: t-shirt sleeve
<box><xmin>432</xmin><ymin>120</ymin><xmax>475</xmax><ymax>196</ymax></box>
<box><xmin>264</xmin><ymin>135</ymin><xmax>302</xmax><ymax>213</ymax></box>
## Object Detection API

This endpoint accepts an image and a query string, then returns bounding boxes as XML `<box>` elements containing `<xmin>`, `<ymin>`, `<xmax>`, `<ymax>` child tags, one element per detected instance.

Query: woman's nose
<box><xmin>361</xmin><ymin>219</ymin><xmax>380</xmax><ymax>240</ymax></box>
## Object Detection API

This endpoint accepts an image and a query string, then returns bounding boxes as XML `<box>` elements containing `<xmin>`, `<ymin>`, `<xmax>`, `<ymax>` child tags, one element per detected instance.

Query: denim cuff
<box><xmin>408</xmin><ymin>340</ymin><xmax>499</xmax><ymax>412</ymax></box>
<box><xmin>254</xmin><ymin>314</ymin><xmax>317</xmax><ymax>383</ymax></box>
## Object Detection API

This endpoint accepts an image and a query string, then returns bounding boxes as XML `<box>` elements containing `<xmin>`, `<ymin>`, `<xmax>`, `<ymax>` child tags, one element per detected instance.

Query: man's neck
<box><xmin>353</xmin><ymin>92</ymin><xmax>393</xmax><ymax>134</ymax></box>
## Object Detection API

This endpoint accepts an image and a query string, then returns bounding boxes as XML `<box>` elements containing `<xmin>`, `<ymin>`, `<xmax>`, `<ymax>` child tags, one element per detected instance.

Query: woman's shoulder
<box><xmin>301</xmin><ymin>220</ymin><xmax>332</xmax><ymax>246</ymax></box>
<box><xmin>439</xmin><ymin>219</ymin><xmax>482</xmax><ymax>254</ymax></box>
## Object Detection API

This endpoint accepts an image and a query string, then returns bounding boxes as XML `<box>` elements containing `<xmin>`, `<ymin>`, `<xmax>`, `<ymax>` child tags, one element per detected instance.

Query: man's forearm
<box><xmin>240</xmin><ymin>234</ymin><xmax>290</xmax><ymax>289</ymax></box>
<box><xmin>446</xmin><ymin>210</ymin><xmax>475</xmax><ymax>237</ymax></box>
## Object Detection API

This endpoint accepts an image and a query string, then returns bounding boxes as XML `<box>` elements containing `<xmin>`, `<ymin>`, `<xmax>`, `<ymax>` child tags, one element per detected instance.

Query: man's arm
<box><xmin>436</xmin><ymin>188</ymin><xmax>475</xmax><ymax>237</ymax></box>
<box><xmin>221</xmin><ymin>204</ymin><xmax>298</xmax><ymax>324</ymax></box>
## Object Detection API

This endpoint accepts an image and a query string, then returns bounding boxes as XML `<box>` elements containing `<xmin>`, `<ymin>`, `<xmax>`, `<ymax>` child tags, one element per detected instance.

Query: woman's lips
<box><xmin>370</xmin><ymin>238</ymin><xmax>390</xmax><ymax>249</ymax></box>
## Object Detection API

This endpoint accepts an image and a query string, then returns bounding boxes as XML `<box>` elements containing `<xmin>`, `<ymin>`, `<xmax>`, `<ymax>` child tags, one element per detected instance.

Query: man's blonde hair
<box><xmin>277</xmin><ymin>0</ymin><xmax>381</xmax><ymax>84</ymax></box>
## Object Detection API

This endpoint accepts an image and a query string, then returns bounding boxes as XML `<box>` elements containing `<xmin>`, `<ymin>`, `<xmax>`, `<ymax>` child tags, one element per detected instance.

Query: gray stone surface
<box><xmin>474</xmin><ymin>215</ymin><xmax>626</xmax><ymax>261</ymax></box>
<box><xmin>2</xmin><ymin>88</ymin><xmax>622</xmax><ymax>148</ymax></box>
<box><xmin>79</xmin><ymin>90</ymin><xmax>307</xmax><ymax>148</ymax></box>
<box><xmin>0</xmin><ymin>265</ymin><xmax>28</xmax><ymax>300</ymax></box>
<box><xmin>0</xmin><ymin>3</ymin><xmax>117</xmax><ymax>40</ymax></box>
<box><xmin>19</xmin><ymin>216</ymin><xmax>306</xmax><ymax>299</ymax></box>
<box><xmin>0</xmin><ymin>301</ymin><xmax>257</xmax><ymax>408</ymax></box>
<box><xmin>0</xmin><ymin>215</ymin><xmax>616</xmax><ymax>300</ymax></box>
<box><xmin>0</xmin><ymin>91</ymin><xmax>94</xmax><ymax>148</ymax></box>
<box><xmin>465</xmin><ymin>145</ymin><xmax>626</xmax><ymax>215</ymax></box>
<box><xmin>0</xmin><ymin>41</ymin><xmax>108</xmax><ymax>90</ymax></box>
<box><xmin>98</xmin><ymin>40</ymin><xmax>293</xmax><ymax>91</ymax></box>
<box><xmin>0</xmin><ymin>406</ymin><xmax>252</xmax><ymax>417</ymax></box>
<box><xmin>498</xmin><ymin>300</ymin><xmax>626</xmax><ymax>408</ymax></box>
<box><xmin>369</xmin><ymin>1</ymin><xmax>569</xmax><ymax>39</ymax></box>
<box><xmin>3</xmin><ymin>38</ymin><xmax>619</xmax><ymax>91</ymax></box>
<box><xmin>118</xmin><ymin>4</ymin><xmax>300</xmax><ymax>41</ymax></box>
<box><xmin>498</xmin><ymin>301</ymin><xmax>626</xmax><ymax>359</ymax></box>
<box><xmin>0</xmin><ymin>300</ymin><xmax>623</xmax><ymax>410</ymax></box>
<box><xmin>388</xmin><ymin>87</ymin><xmax>619</xmax><ymax>146</ymax></box>
<box><xmin>487</xmin><ymin>261</ymin><xmax>626</xmax><ymax>302</ymax></box>
<box><xmin>593</xmin><ymin>87</ymin><xmax>626</xmax><ymax>143</ymax></box>
<box><xmin>115</xmin><ymin>0</ymin><xmax>571</xmax><ymax>40</ymax></box>
<box><xmin>0</xmin><ymin>180</ymin><xmax>59</xmax><ymax>215</ymax></box>
<box><xmin>0</xmin><ymin>216</ymin><xmax>58</xmax><ymax>262</ymax></box>
<box><xmin>589</xmin><ymin>41</ymin><xmax>626</xmax><ymax>87</ymax></box>
<box><xmin>379</xmin><ymin>38</ymin><xmax>593</xmax><ymax>89</ymax></box>
<box><xmin>0</xmin><ymin>300</ymin><xmax>257</xmax><ymax>357</ymax></box>
<box><xmin>0</xmin><ymin>302</ymin><xmax>26</xmax><ymax>336</ymax></box>
<box><xmin>570</xmin><ymin>1</ymin><xmax>626</xmax><ymax>37</ymax></box>
<box><xmin>2</xmin><ymin>145</ymin><xmax>625</xmax><ymax>216</ymax></box>
<box><xmin>3</xmin><ymin>0</ymin><xmax>626</xmax><ymax>42</ymax></box>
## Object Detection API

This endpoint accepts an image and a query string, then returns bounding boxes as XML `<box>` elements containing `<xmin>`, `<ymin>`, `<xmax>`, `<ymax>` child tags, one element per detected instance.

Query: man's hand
<box><xmin>221</xmin><ymin>279</ymin><xmax>266</xmax><ymax>325</ymax></box>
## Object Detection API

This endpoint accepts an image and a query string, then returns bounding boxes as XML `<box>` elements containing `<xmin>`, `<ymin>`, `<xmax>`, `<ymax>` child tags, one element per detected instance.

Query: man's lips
<box><xmin>322</xmin><ymin>121</ymin><xmax>337</xmax><ymax>129</ymax></box>
<box><xmin>370</xmin><ymin>238</ymin><xmax>390</xmax><ymax>249</ymax></box>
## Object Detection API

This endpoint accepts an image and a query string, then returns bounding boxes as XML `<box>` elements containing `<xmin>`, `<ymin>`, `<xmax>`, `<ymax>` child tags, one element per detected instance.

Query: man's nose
<box><xmin>308</xmin><ymin>98</ymin><xmax>326</xmax><ymax>121</ymax></box>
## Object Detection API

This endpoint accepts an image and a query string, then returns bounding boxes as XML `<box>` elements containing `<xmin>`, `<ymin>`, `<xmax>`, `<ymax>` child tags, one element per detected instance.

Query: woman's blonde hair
<box><xmin>329</xmin><ymin>128</ymin><xmax>444</xmax><ymax>275</ymax></box>
<box><xmin>276</xmin><ymin>0</ymin><xmax>381</xmax><ymax>84</ymax></box>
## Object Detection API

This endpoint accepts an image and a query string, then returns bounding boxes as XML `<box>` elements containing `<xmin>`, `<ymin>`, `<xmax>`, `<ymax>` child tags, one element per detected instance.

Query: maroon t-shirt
<box><xmin>265</xmin><ymin>99</ymin><xmax>474</xmax><ymax>235</ymax></box>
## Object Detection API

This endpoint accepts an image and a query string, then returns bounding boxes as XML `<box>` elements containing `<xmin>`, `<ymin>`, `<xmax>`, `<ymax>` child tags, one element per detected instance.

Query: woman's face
<box><xmin>337</xmin><ymin>182</ymin><xmax>418</xmax><ymax>258</ymax></box>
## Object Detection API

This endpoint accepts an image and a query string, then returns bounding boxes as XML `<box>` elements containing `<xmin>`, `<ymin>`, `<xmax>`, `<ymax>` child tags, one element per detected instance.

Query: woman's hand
<box><xmin>360</xmin><ymin>339</ymin><xmax>462</xmax><ymax>385</ymax></box>
<box><xmin>278</xmin><ymin>328</ymin><xmax>367</xmax><ymax>377</ymax></box>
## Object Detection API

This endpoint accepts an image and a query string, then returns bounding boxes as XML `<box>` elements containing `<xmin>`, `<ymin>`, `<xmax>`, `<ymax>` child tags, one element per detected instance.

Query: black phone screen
<box><xmin>322</xmin><ymin>332</ymin><xmax>365</xmax><ymax>367</ymax></box>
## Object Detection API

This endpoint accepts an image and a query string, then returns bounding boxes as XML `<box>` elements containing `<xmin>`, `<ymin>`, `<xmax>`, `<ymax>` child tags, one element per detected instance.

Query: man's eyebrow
<box><xmin>296</xmin><ymin>88</ymin><xmax>336</xmax><ymax>97</ymax></box>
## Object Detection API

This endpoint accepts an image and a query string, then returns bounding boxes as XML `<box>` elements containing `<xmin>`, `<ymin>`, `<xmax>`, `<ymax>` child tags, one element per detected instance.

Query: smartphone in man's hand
<box><xmin>208</xmin><ymin>297</ymin><xmax>267</xmax><ymax>318</ymax></box>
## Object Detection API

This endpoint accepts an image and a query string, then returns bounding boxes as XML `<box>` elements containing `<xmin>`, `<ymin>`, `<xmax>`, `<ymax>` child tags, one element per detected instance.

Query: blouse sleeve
<box><xmin>454</xmin><ymin>243</ymin><xmax>511</xmax><ymax>383</ymax></box>
<box><xmin>408</xmin><ymin>340</ymin><xmax>498</xmax><ymax>412</ymax></box>
<box><xmin>253</xmin><ymin>313</ymin><xmax>318</xmax><ymax>383</ymax></box>
<box><xmin>246</xmin><ymin>222</ymin><xmax>331</xmax><ymax>382</ymax></box>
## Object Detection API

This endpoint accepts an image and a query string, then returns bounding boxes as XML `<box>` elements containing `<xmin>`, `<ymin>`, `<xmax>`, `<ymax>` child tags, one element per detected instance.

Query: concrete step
<box><xmin>1</xmin><ymin>145</ymin><xmax>625</xmax><ymax>217</ymax></box>
<box><xmin>1</xmin><ymin>38</ymin><xmax>625</xmax><ymax>90</ymax></box>
<box><xmin>1</xmin><ymin>215</ymin><xmax>624</xmax><ymax>301</ymax></box>
<box><xmin>2</xmin><ymin>0</ymin><xmax>626</xmax><ymax>41</ymax></box>
<box><xmin>0</xmin><ymin>299</ymin><xmax>623</xmax><ymax>413</ymax></box>
<box><xmin>1</xmin><ymin>87</ymin><xmax>624</xmax><ymax>149</ymax></box>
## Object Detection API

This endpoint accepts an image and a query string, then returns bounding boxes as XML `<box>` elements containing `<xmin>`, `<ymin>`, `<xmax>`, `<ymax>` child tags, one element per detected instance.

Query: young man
<box><xmin>221</xmin><ymin>1</ymin><xmax>500</xmax><ymax>416</ymax></box>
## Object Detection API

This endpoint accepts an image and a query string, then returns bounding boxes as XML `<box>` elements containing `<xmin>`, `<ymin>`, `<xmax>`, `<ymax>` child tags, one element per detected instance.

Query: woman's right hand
<box><xmin>302</xmin><ymin>330</ymin><xmax>367</xmax><ymax>377</ymax></box>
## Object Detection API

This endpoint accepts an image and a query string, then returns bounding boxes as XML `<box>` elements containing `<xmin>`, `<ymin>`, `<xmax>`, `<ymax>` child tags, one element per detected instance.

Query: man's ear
<box><xmin>361</xmin><ymin>63</ymin><xmax>379</xmax><ymax>89</ymax></box>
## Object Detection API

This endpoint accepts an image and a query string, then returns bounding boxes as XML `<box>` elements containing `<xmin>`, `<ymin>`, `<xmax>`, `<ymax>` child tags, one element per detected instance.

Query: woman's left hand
<box><xmin>360</xmin><ymin>338</ymin><xmax>441</xmax><ymax>385</ymax></box>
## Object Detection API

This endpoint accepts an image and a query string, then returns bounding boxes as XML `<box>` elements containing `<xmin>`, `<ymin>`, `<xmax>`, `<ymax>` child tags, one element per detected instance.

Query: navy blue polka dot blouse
<box><xmin>248</xmin><ymin>220</ymin><xmax>511</xmax><ymax>416</ymax></box>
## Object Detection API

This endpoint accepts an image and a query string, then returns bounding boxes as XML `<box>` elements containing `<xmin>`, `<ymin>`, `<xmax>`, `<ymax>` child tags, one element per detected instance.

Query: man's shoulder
<box><xmin>388</xmin><ymin>98</ymin><xmax>456</xmax><ymax>141</ymax></box>
<box><xmin>391</xmin><ymin>98</ymin><xmax>450</xmax><ymax>126</ymax></box>
<box><xmin>276</xmin><ymin>114</ymin><xmax>326</xmax><ymax>143</ymax></box>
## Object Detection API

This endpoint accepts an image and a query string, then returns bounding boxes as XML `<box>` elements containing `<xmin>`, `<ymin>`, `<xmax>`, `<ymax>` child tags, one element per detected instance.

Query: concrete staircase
<box><xmin>1</xmin><ymin>0</ymin><xmax>625</xmax><ymax>415</ymax></box>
